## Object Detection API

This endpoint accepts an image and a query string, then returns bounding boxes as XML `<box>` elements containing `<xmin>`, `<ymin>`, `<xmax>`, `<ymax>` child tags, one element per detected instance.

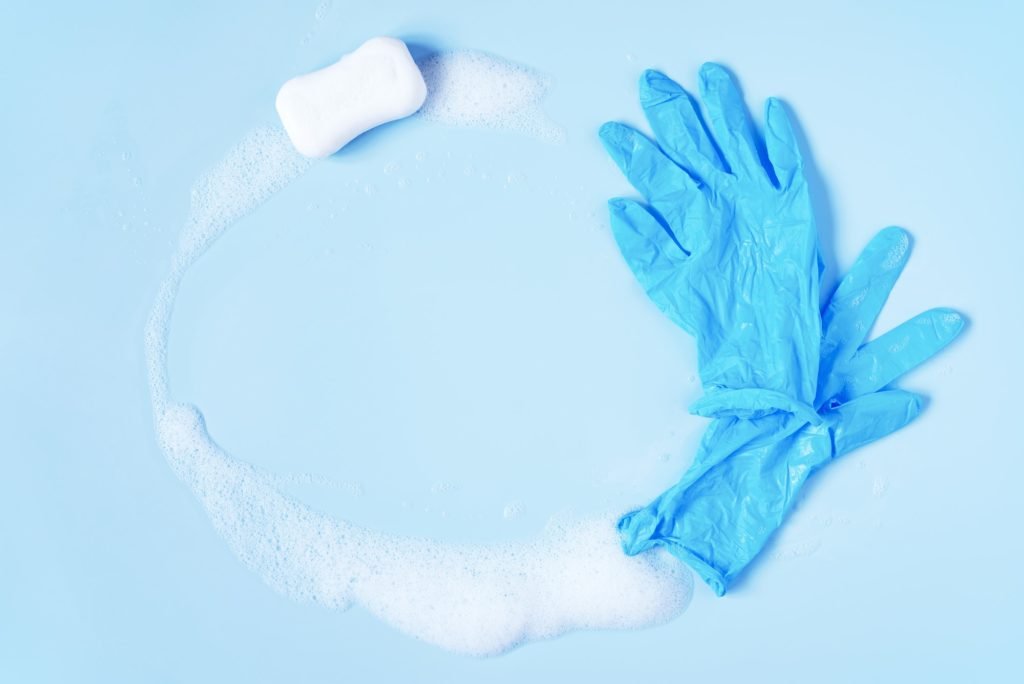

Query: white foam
<box><xmin>418</xmin><ymin>50</ymin><xmax>564</xmax><ymax>143</ymax></box>
<box><xmin>276</xmin><ymin>37</ymin><xmax>427</xmax><ymax>158</ymax></box>
<box><xmin>180</xmin><ymin>127</ymin><xmax>310</xmax><ymax>267</ymax></box>
<box><xmin>145</xmin><ymin>105</ymin><xmax>689</xmax><ymax>658</ymax></box>
<box><xmin>156</xmin><ymin>403</ymin><xmax>690</xmax><ymax>655</ymax></box>
<box><xmin>146</xmin><ymin>127</ymin><xmax>309</xmax><ymax>410</ymax></box>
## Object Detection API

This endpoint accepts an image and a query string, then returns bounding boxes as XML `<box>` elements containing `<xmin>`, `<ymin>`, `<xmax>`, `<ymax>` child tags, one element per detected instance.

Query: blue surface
<box><xmin>1</xmin><ymin>1</ymin><xmax>1021</xmax><ymax>681</ymax></box>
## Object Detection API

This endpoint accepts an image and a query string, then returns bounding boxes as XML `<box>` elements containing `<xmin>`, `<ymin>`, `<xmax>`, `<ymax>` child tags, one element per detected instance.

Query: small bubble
<box><xmin>503</xmin><ymin>502</ymin><xmax>524</xmax><ymax>520</ymax></box>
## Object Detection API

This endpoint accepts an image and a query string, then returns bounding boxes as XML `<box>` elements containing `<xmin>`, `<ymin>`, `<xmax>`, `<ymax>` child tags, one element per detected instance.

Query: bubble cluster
<box><xmin>145</xmin><ymin>118</ymin><xmax>691</xmax><ymax>657</ymax></box>
<box><xmin>880</xmin><ymin>228</ymin><xmax>910</xmax><ymax>271</ymax></box>
<box><xmin>417</xmin><ymin>50</ymin><xmax>565</xmax><ymax>143</ymax></box>
<box><xmin>179</xmin><ymin>126</ymin><xmax>310</xmax><ymax>269</ymax></box>
<box><xmin>156</xmin><ymin>402</ymin><xmax>691</xmax><ymax>654</ymax></box>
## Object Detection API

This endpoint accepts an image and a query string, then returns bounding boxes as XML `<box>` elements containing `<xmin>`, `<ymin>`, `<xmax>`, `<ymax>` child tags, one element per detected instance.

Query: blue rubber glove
<box><xmin>599</xmin><ymin>64</ymin><xmax>822</xmax><ymax>424</ymax></box>
<box><xmin>617</xmin><ymin>226</ymin><xmax>965</xmax><ymax>596</ymax></box>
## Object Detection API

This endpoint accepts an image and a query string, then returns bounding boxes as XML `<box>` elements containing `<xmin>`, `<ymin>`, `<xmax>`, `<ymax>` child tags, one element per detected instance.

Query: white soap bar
<box><xmin>275</xmin><ymin>37</ymin><xmax>427</xmax><ymax>158</ymax></box>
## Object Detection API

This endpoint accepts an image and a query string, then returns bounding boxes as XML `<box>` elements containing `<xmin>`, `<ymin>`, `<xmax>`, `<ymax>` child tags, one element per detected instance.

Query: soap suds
<box><xmin>180</xmin><ymin>126</ymin><xmax>310</xmax><ymax>268</ymax></box>
<box><xmin>158</xmin><ymin>402</ymin><xmax>689</xmax><ymax>655</ymax></box>
<box><xmin>146</xmin><ymin>120</ymin><xmax>688</xmax><ymax>655</ymax></box>
<box><xmin>881</xmin><ymin>231</ymin><xmax>910</xmax><ymax>270</ymax></box>
<box><xmin>418</xmin><ymin>50</ymin><xmax>564</xmax><ymax>143</ymax></box>
<box><xmin>872</xmin><ymin>478</ymin><xmax>889</xmax><ymax>498</ymax></box>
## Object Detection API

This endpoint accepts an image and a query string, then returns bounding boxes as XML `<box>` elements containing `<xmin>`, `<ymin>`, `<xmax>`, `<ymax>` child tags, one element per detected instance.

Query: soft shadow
<box><xmin>403</xmin><ymin>38</ymin><xmax>442</xmax><ymax>64</ymax></box>
<box><xmin>325</xmin><ymin>116</ymin><xmax>412</xmax><ymax>161</ymax></box>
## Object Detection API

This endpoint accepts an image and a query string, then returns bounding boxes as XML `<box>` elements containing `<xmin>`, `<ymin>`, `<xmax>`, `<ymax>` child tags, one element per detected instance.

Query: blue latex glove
<box><xmin>599</xmin><ymin>64</ymin><xmax>822</xmax><ymax>424</ymax></box>
<box><xmin>616</xmin><ymin>223</ymin><xmax>964</xmax><ymax>596</ymax></box>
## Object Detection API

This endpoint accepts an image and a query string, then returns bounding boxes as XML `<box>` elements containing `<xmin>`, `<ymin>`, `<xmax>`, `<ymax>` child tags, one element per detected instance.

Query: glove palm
<box><xmin>600</xmin><ymin>65</ymin><xmax>821</xmax><ymax>422</ymax></box>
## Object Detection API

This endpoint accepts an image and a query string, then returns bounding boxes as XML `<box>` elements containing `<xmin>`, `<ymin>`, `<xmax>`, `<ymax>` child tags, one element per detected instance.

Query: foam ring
<box><xmin>145</xmin><ymin>56</ymin><xmax>690</xmax><ymax>656</ymax></box>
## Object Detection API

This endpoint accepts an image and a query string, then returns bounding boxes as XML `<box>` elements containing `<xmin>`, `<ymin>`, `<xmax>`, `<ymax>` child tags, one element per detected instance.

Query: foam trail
<box><xmin>146</xmin><ymin>125</ymin><xmax>692</xmax><ymax>656</ymax></box>
<box><xmin>158</xmin><ymin>403</ymin><xmax>690</xmax><ymax>655</ymax></box>
<box><xmin>146</xmin><ymin>127</ymin><xmax>310</xmax><ymax>408</ymax></box>
<box><xmin>417</xmin><ymin>50</ymin><xmax>564</xmax><ymax>143</ymax></box>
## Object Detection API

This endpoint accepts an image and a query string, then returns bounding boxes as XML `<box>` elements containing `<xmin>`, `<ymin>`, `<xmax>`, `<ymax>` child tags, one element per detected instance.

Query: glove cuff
<box><xmin>689</xmin><ymin>388</ymin><xmax>822</xmax><ymax>425</ymax></box>
<box><xmin>618</xmin><ymin>508</ymin><xmax>730</xmax><ymax>596</ymax></box>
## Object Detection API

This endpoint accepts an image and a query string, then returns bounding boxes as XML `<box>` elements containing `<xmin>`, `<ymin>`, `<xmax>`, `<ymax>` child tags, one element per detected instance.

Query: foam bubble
<box><xmin>156</xmin><ymin>401</ymin><xmax>690</xmax><ymax>654</ymax></box>
<box><xmin>503</xmin><ymin>501</ymin><xmax>525</xmax><ymax>520</ymax></box>
<box><xmin>146</xmin><ymin>127</ymin><xmax>309</xmax><ymax>410</ymax></box>
<box><xmin>418</xmin><ymin>50</ymin><xmax>565</xmax><ymax>143</ymax></box>
<box><xmin>179</xmin><ymin>127</ymin><xmax>310</xmax><ymax>269</ymax></box>
<box><xmin>145</xmin><ymin>119</ymin><xmax>691</xmax><ymax>657</ymax></box>
<box><xmin>882</xmin><ymin>230</ymin><xmax>909</xmax><ymax>270</ymax></box>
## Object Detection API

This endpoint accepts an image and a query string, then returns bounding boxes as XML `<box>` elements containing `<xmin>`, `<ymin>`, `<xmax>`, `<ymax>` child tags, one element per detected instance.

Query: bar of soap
<box><xmin>275</xmin><ymin>37</ymin><xmax>428</xmax><ymax>158</ymax></box>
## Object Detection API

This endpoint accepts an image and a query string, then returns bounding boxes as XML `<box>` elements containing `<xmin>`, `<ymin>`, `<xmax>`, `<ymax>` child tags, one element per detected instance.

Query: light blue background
<box><xmin>2</xmin><ymin>1</ymin><xmax>1021</xmax><ymax>681</ymax></box>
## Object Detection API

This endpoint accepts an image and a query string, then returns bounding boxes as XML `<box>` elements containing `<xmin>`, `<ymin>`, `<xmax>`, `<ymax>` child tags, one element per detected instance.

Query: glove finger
<box><xmin>764</xmin><ymin>98</ymin><xmax>804</xmax><ymax>191</ymax></box>
<box><xmin>830</xmin><ymin>390</ymin><xmax>923</xmax><ymax>458</ymax></box>
<box><xmin>608</xmin><ymin>198</ymin><xmax>693</xmax><ymax>333</ymax></box>
<box><xmin>817</xmin><ymin>227</ymin><xmax>911</xmax><ymax>404</ymax></box>
<box><xmin>639</xmin><ymin>69</ymin><xmax>726</xmax><ymax>185</ymax></box>
<box><xmin>840</xmin><ymin>308</ymin><xmax>966</xmax><ymax>400</ymax></box>
<box><xmin>697</xmin><ymin>63</ymin><xmax>767</xmax><ymax>180</ymax></box>
<box><xmin>599</xmin><ymin>121</ymin><xmax>700</xmax><ymax>202</ymax></box>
